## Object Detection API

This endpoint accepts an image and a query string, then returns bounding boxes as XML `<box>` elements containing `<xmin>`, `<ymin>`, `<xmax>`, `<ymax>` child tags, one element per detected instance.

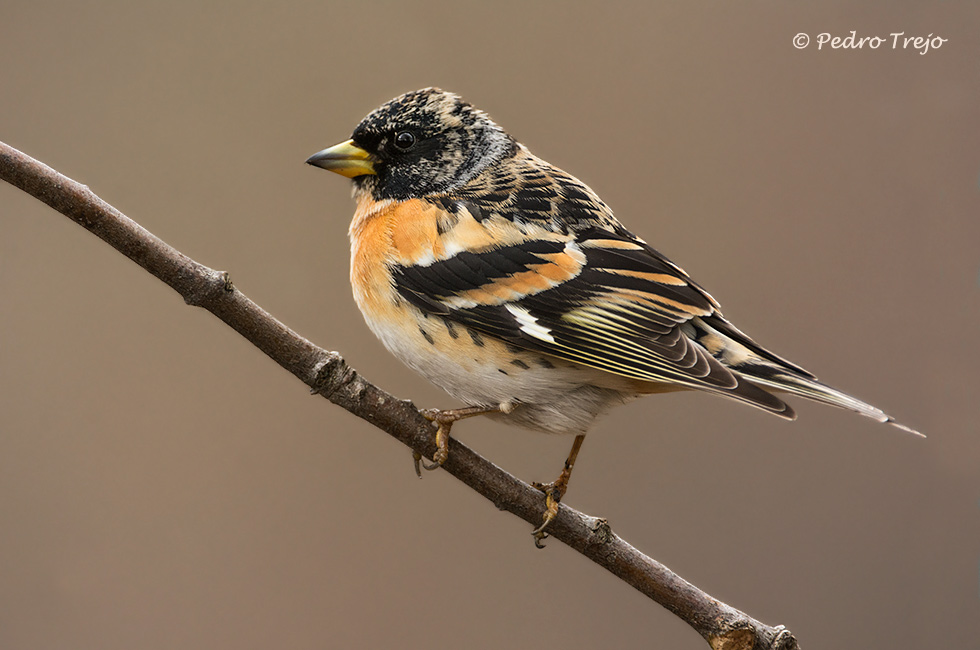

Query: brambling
<box><xmin>307</xmin><ymin>88</ymin><xmax>921</xmax><ymax>545</ymax></box>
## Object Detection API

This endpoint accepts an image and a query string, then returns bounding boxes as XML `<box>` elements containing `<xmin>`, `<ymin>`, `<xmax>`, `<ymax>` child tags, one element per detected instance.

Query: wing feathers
<box><xmin>390</xmin><ymin>197</ymin><xmax>816</xmax><ymax>421</ymax></box>
<box><xmin>391</xmin><ymin>210</ymin><xmax>787</xmax><ymax>405</ymax></box>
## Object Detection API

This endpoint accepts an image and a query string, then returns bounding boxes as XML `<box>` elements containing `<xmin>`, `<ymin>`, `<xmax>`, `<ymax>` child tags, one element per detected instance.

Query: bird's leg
<box><xmin>413</xmin><ymin>404</ymin><xmax>507</xmax><ymax>476</ymax></box>
<box><xmin>531</xmin><ymin>434</ymin><xmax>586</xmax><ymax>548</ymax></box>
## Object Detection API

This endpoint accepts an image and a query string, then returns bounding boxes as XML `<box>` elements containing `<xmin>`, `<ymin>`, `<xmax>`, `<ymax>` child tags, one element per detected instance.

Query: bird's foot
<box><xmin>529</xmin><ymin>434</ymin><xmax>585</xmax><ymax>548</ymax></box>
<box><xmin>413</xmin><ymin>405</ymin><xmax>502</xmax><ymax>477</ymax></box>
<box><xmin>530</xmin><ymin>472</ymin><xmax>571</xmax><ymax>548</ymax></box>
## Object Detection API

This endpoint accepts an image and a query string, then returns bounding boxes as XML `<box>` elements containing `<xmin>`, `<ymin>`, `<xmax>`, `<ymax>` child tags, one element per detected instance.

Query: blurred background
<box><xmin>2</xmin><ymin>2</ymin><xmax>978</xmax><ymax>648</ymax></box>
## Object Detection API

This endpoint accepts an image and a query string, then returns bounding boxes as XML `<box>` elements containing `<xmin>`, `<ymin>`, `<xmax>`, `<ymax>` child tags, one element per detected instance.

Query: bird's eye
<box><xmin>393</xmin><ymin>131</ymin><xmax>416</xmax><ymax>150</ymax></box>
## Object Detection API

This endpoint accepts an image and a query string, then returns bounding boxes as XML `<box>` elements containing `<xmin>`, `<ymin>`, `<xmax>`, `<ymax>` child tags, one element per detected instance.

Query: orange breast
<box><xmin>349</xmin><ymin>197</ymin><xmax>444</xmax><ymax>322</ymax></box>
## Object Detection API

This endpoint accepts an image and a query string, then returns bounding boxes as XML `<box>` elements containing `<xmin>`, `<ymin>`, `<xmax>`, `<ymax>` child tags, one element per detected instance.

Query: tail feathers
<box><xmin>745</xmin><ymin>372</ymin><xmax>924</xmax><ymax>437</ymax></box>
<box><xmin>689</xmin><ymin>316</ymin><xmax>922</xmax><ymax>436</ymax></box>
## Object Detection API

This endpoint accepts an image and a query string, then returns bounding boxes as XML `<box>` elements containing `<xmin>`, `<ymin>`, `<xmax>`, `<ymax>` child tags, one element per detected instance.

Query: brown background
<box><xmin>2</xmin><ymin>2</ymin><xmax>978</xmax><ymax>648</ymax></box>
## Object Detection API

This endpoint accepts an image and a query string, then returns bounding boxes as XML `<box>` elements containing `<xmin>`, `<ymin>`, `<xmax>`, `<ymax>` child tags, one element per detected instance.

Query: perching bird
<box><xmin>307</xmin><ymin>88</ymin><xmax>921</xmax><ymax>545</ymax></box>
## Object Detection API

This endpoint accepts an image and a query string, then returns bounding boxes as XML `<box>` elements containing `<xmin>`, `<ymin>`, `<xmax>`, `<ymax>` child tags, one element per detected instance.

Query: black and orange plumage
<box><xmin>307</xmin><ymin>88</ymin><xmax>920</xmax><ymax>543</ymax></box>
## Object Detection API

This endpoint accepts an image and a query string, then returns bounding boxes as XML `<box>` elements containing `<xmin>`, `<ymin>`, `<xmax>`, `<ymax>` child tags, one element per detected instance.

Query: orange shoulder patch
<box><xmin>386</xmin><ymin>199</ymin><xmax>447</xmax><ymax>266</ymax></box>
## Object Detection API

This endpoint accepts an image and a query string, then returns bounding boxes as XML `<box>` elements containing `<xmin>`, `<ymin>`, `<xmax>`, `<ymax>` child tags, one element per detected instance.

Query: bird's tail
<box><xmin>743</xmin><ymin>371</ymin><xmax>923</xmax><ymax>437</ymax></box>
<box><xmin>691</xmin><ymin>315</ymin><xmax>923</xmax><ymax>437</ymax></box>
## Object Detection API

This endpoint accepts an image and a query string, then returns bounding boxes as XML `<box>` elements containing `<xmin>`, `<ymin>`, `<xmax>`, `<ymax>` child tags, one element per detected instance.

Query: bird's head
<box><xmin>307</xmin><ymin>88</ymin><xmax>517</xmax><ymax>200</ymax></box>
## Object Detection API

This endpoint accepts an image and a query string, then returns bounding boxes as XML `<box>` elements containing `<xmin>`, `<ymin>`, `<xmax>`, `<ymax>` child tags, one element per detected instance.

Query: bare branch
<box><xmin>1</xmin><ymin>140</ymin><xmax>800</xmax><ymax>650</ymax></box>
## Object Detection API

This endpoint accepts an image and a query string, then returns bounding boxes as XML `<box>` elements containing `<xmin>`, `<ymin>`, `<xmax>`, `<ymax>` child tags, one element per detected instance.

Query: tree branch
<box><xmin>1</xmin><ymin>140</ymin><xmax>799</xmax><ymax>650</ymax></box>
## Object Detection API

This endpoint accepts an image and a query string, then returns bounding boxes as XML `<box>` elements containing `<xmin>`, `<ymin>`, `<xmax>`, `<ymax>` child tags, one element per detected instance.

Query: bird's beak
<box><xmin>305</xmin><ymin>139</ymin><xmax>377</xmax><ymax>178</ymax></box>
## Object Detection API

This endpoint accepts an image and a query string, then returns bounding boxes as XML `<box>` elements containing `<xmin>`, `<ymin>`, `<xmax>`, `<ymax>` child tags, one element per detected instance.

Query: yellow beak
<box><xmin>306</xmin><ymin>139</ymin><xmax>377</xmax><ymax>178</ymax></box>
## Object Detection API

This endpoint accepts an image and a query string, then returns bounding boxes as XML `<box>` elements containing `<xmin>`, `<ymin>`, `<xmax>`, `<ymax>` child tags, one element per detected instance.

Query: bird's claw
<box><xmin>530</xmin><ymin>480</ymin><xmax>564</xmax><ymax>548</ymax></box>
<box><xmin>415</xmin><ymin>409</ymin><xmax>454</xmax><ymax>474</ymax></box>
<box><xmin>414</xmin><ymin>405</ymin><xmax>502</xmax><ymax>476</ymax></box>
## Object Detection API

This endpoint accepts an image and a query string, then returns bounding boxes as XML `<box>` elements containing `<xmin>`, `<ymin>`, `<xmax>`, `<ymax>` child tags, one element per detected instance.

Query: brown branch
<box><xmin>1</xmin><ymin>140</ymin><xmax>800</xmax><ymax>650</ymax></box>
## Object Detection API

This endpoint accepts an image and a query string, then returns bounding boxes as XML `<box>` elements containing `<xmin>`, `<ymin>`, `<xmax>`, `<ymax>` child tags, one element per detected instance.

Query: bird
<box><xmin>306</xmin><ymin>88</ymin><xmax>921</xmax><ymax>545</ymax></box>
